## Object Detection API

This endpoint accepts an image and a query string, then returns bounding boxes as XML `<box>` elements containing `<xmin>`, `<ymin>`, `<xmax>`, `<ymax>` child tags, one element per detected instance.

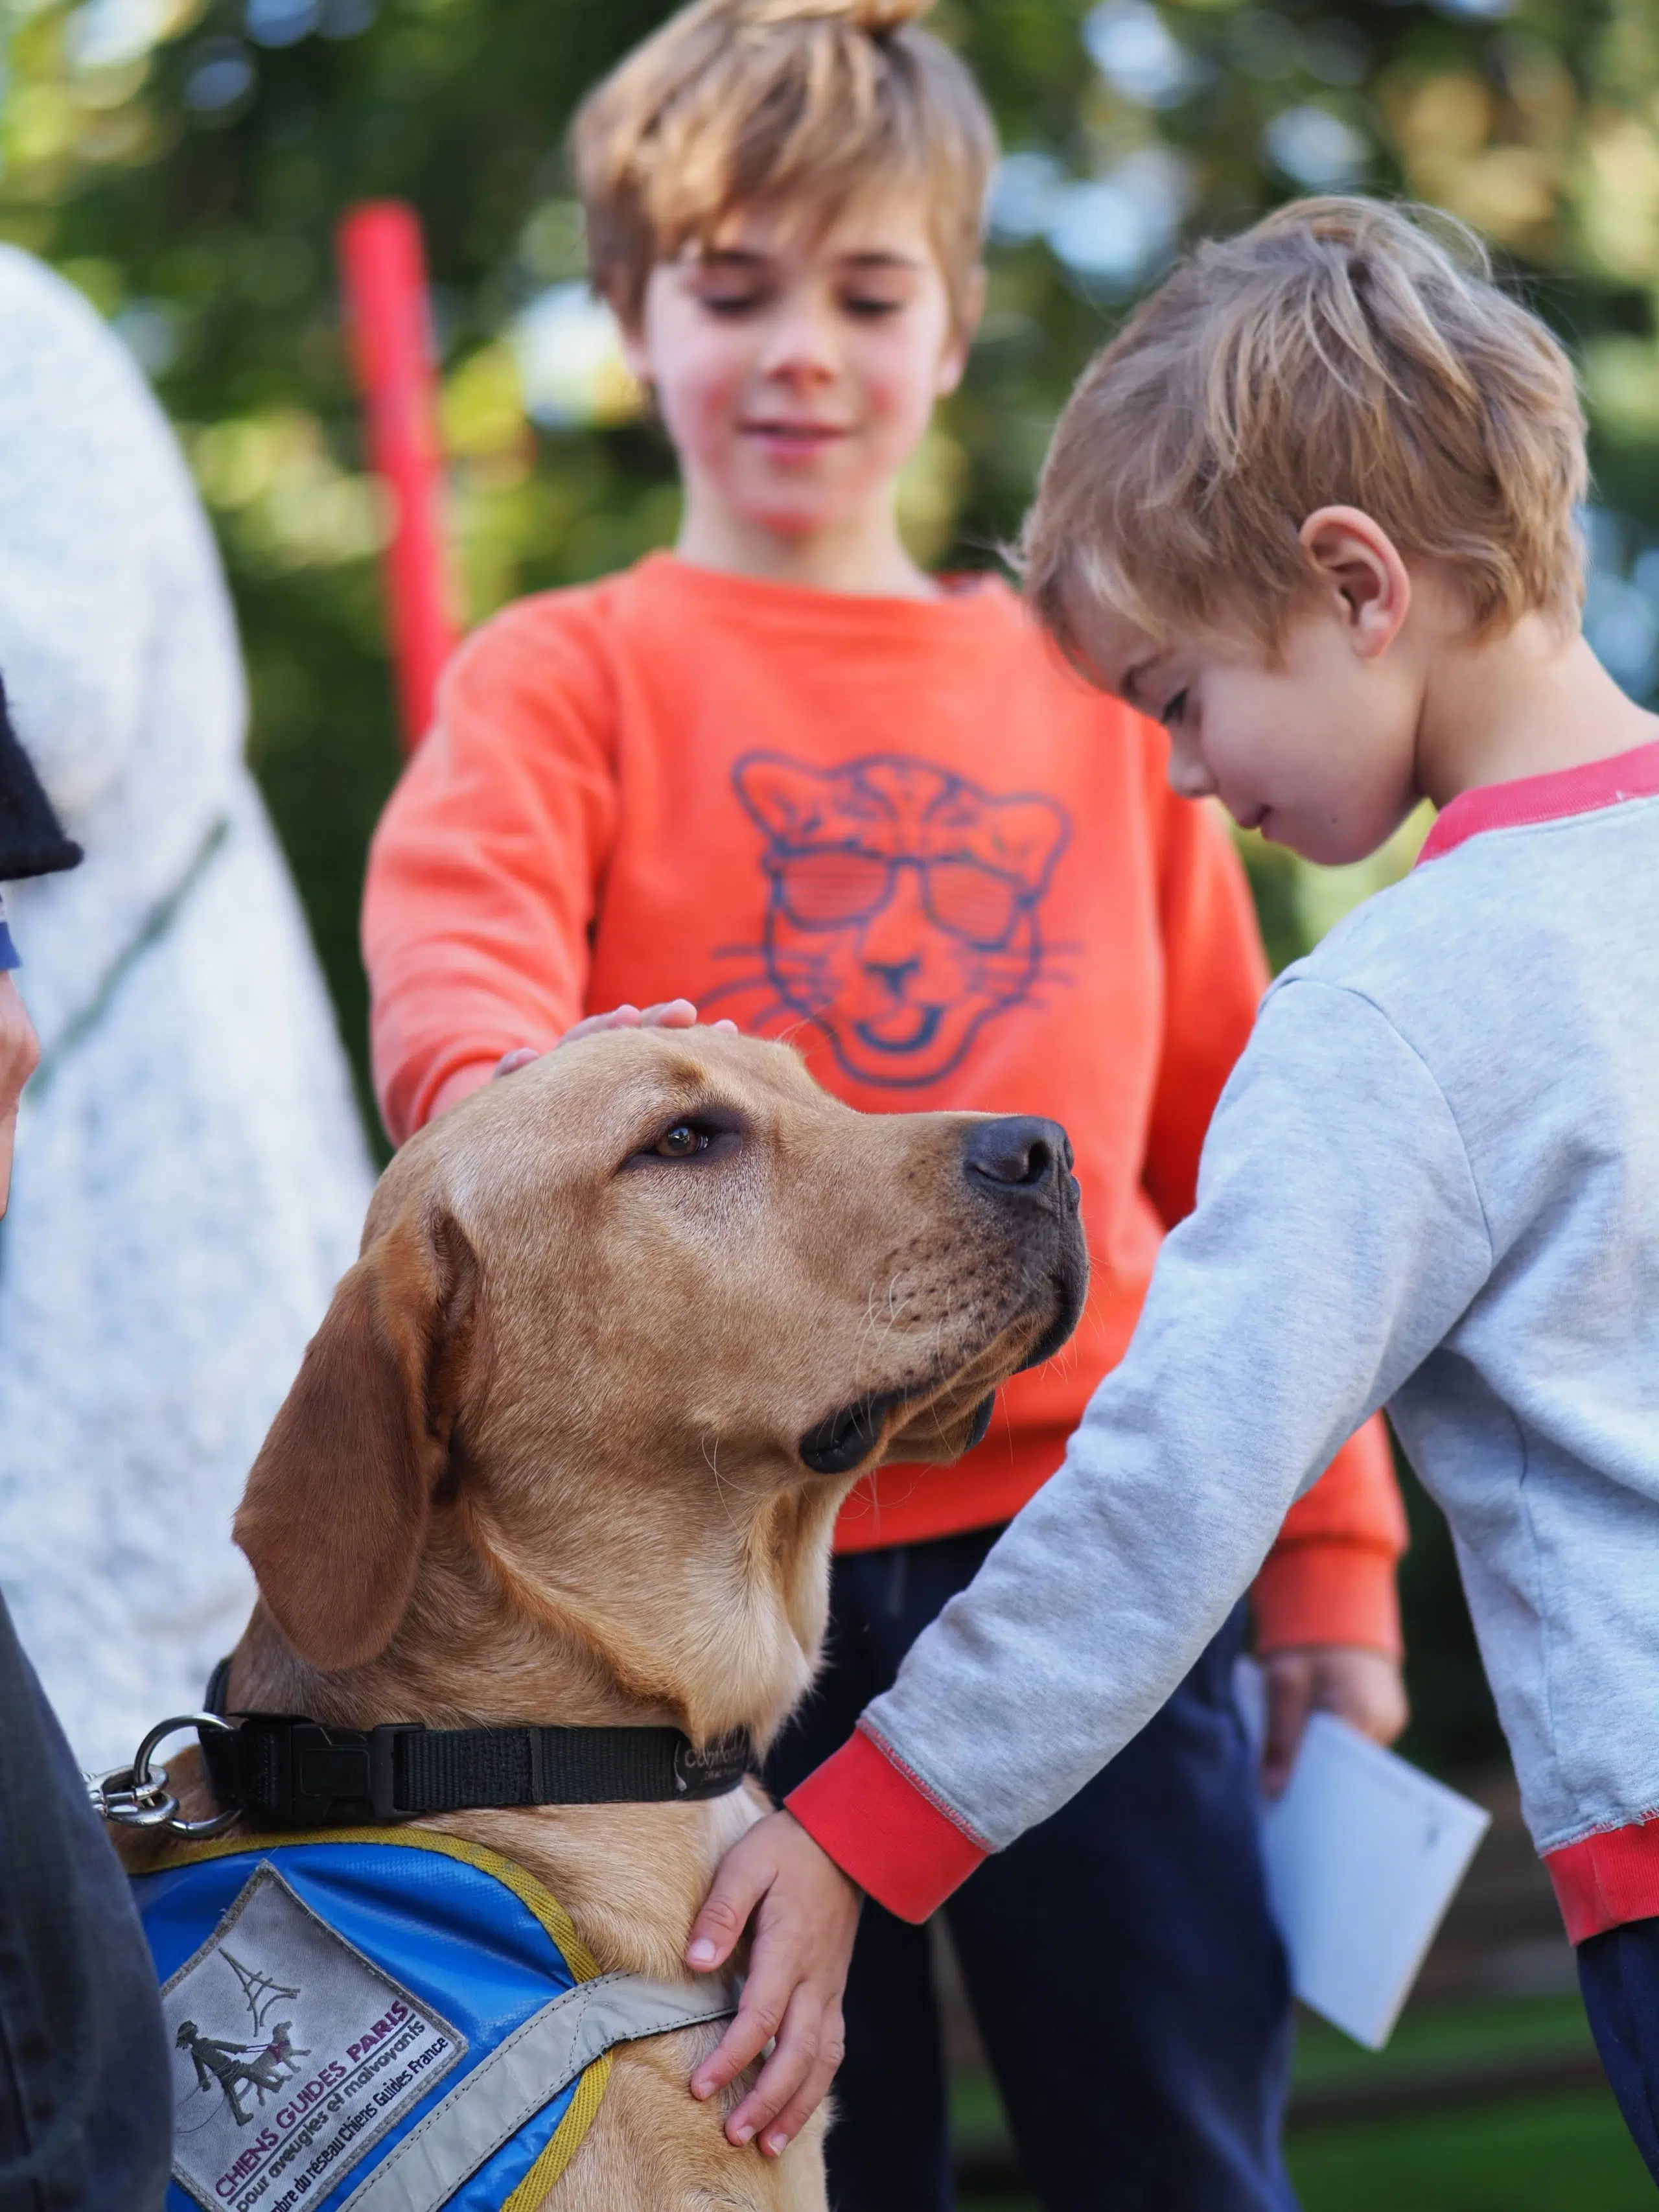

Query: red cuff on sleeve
<box><xmin>1546</xmin><ymin>1820</ymin><xmax>1659</xmax><ymax>1944</ymax></box>
<box><xmin>1251</xmin><ymin>1539</ymin><xmax>1402</xmax><ymax>1659</ymax></box>
<box><xmin>785</xmin><ymin>1726</ymin><xmax>989</xmax><ymax>1924</ymax></box>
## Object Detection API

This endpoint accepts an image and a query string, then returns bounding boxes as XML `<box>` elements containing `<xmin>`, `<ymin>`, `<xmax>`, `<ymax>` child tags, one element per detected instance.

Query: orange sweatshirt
<box><xmin>364</xmin><ymin>554</ymin><xmax>1406</xmax><ymax>1653</ymax></box>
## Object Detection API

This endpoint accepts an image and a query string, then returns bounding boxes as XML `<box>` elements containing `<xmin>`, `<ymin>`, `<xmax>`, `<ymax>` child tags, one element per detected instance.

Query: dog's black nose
<box><xmin>963</xmin><ymin>1116</ymin><xmax>1073</xmax><ymax>1201</ymax></box>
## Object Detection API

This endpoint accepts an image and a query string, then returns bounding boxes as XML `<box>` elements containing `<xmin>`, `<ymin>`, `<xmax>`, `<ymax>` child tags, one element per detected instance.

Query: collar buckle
<box><xmin>209</xmin><ymin>1718</ymin><xmax>419</xmax><ymax>1826</ymax></box>
<box><xmin>288</xmin><ymin>1722</ymin><xmax>414</xmax><ymax>1822</ymax></box>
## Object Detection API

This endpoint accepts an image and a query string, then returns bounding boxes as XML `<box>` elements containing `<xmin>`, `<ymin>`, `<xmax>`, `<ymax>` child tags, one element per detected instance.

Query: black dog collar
<box><xmin>198</xmin><ymin>1664</ymin><xmax>750</xmax><ymax>1828</ymax></box>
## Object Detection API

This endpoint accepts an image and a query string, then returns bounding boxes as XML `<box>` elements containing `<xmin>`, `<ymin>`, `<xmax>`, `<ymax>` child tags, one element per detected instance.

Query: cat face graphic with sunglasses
<box><xmin>730</xmin><ymin>753</ymin><xmax>1070</xmax><ymax>1088</ymax></box>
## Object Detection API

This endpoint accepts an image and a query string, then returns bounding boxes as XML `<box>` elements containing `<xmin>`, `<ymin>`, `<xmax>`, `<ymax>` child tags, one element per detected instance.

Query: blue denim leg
<box><xmin>764</xmin><ymin>1526</ymin><xmax>1297</xmax><ymax>2212</ymax></box>
<box><xmin>1579</xmin><ymin>1918</ymin><xmax>1659</xmax><ymax>2184</ymax></box>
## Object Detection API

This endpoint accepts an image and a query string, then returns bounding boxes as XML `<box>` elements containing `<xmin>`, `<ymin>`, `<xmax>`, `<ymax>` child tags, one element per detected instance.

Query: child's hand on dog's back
<box><xmin>684</xmin><ymin>1808</ymin><xmax>862</xmax><ymax>2157</ymax></box>
<box><xmin>493</xmin><ymin>999</ymin><xmax>737</xmax><ymax>1080</ymax></box>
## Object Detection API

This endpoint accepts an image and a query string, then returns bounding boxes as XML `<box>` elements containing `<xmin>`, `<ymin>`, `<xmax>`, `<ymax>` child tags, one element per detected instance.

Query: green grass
<box><xmin>1290</xmin><ymin>1991</ymin><xmax>1596</xmax><ymax>2090</ymax></box>
<box><xmin>1286</xmin><ymin>2091</ymin><xmax>1653</xmax><ymax>2210</ymax></box>
<box><xmin>1287</xmin><ymin>1997</ymin><xmax>1652</xmax><ymax>2212</ymax></box>
<box><xmin>953</xmin><ymin>1995</ymin><xmax>1656</xmax><ymax>2211</ymax></box>
<box><xmin>957</xmin><ymin>2091</ymin><xmax>1652</xmax><ymax>2212</ymax></box>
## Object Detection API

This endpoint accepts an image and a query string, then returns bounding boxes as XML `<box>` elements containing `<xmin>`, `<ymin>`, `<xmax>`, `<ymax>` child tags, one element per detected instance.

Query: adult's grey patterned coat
<box><xmin>0</xmin><ymin>249</ymin><xmax>373</xmax><ymax>1769</ymax></box>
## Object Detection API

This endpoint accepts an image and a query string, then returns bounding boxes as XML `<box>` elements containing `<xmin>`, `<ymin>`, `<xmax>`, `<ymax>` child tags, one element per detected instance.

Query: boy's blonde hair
<box><xmin>571</xmin><ymin>0</ymin><xmax>996</xmax><ymax>333</ymax></box>
<box><xmin>1022</xmin><ymin>197</ymin><xmax>1587</xmax><ymax>660</ymax></box>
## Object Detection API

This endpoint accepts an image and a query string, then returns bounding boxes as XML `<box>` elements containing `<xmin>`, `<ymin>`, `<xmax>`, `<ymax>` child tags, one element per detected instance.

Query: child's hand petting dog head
<box><xmin>493</xmin><ymin>1000</ymin><xmax>736</xmax><ymax>1081</ymax></box>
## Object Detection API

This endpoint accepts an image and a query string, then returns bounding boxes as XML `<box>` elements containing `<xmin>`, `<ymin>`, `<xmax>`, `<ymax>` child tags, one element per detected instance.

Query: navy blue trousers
<box><xmin>1579</xmin><ymin>1917</ymin><xmax>1659</xmax><ymax>2185</ymax></box>
<box><xmin>765</xmin><ymin>1526</ymin><xmax>1297</xmax><ymax>2212</ymax></box>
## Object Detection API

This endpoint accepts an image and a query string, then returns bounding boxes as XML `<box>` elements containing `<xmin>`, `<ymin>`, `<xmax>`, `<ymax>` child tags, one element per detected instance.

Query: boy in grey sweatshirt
<box><xmin>680</xmin><ymin>196</ymin><xmax>1659</xmax><ymax>2180</ymax></box>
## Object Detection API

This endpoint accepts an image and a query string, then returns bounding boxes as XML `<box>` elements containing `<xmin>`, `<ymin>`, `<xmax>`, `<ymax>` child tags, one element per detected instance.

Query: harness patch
<box><xmin>137</xmin><ymin>1831</ymin><xmax>737</xmax><ymax>2212</ymax></box>
<box><xmin>161</xmin><ymin>1864</ymin><xmax>466</xmax><ymax>2212</ymax></box>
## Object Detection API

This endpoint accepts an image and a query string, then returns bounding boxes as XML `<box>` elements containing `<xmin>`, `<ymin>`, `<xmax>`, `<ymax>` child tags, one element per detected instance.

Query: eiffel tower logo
<box><xmin>221</xmin><ymin>1948</ymin><xmax>299</xmax><ymax>2036</ymax></box>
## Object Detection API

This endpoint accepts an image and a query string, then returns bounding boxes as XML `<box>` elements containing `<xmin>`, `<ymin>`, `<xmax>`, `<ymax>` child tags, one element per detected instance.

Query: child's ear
<box><xmin>934</xmin><ymin>266</ymin><xmax>986</xmax><ymax>399</ymax></box>
<box><xmin>1299</xmin><ymin>506</ymin><xmax>1411</xmax><ymax>658</ymax></box>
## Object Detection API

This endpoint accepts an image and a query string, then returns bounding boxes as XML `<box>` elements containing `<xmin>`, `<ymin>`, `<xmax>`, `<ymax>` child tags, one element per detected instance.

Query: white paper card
<box><xmin>1235</xmin><ymin>1665</ymin><xmax>1491</xmax><ymax>2050</ymax></box>
<box><xmin>1261</xmin><ymin>1712</ymin><xmax>1491</xmax><ymax>2049</ymax></box>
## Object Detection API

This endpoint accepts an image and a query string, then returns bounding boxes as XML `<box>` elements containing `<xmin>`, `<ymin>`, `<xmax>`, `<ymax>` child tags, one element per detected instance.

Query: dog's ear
<box><xmin>234</xmin><ymin>1200</ymin><xmax>480</xmax><ymax>1672</ymax></box>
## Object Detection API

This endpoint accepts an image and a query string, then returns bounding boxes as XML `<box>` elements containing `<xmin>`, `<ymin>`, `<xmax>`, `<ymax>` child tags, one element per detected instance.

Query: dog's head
<box><xmin>235</xmin><ymin>1029</ymin><xmax>1086</xmax><ymax>1710</ymax></box>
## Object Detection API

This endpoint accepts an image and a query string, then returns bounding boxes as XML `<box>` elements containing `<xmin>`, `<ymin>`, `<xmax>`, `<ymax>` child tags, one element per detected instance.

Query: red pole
<box><xmin>338</xmin><ymin>202</ymin><xmax>458</xmax><ymax>753</ymax></box>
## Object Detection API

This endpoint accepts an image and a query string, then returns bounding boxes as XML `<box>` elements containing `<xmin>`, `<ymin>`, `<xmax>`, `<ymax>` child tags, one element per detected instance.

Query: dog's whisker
<box><xmin>701</xmin><ymin>1431</ymin><xmax>745</xmax><ymax>1537</ymax></box>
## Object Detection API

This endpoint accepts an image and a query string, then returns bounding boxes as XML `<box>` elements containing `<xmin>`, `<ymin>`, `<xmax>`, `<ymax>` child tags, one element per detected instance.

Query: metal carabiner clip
<box><xmin>87</xmin><ymin>1712</ymin><xmax>240</xmax><ymax>1838</ymax></box>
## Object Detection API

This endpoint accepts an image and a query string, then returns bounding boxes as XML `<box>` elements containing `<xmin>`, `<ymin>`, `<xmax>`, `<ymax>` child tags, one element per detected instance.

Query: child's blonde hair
<box><xmin>571</xmin><ymin>0</ymin><xmax>996</xmax><ymax>334</ymax></box>
<box><xmin>1021</xmin><ymin>197</ymin><xmax>1587</xmax><ymax>662</ymax></box>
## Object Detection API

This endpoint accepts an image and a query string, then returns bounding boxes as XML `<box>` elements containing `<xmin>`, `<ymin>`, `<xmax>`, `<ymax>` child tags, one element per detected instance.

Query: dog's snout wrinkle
<box><xmin>964</xmin><ymin>1115</ymin><xmax>1071</xmax><ymax>1203</ymax></box>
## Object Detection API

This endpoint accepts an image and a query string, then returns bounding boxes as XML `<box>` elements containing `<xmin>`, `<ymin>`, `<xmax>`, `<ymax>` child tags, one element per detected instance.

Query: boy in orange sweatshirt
<box><xmin>362</xmin><ymin>4</ymin><xmax>1408</xmax><ymax>2204</ymax></box>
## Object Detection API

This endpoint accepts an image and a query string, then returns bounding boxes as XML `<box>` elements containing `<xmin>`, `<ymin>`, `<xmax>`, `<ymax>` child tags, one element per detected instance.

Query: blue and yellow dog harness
<box><xmin>133</xmin><ymin>1829</ymin><xmax>737</xmax><ymax>2212</ymax></box>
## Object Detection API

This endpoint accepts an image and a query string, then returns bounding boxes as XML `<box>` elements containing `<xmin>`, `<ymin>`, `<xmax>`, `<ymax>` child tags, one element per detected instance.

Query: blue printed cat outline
<box><xmin>706</xmin><ymin>751</ymin><xmax>1072</xmax><ymax>1089</ymax></box>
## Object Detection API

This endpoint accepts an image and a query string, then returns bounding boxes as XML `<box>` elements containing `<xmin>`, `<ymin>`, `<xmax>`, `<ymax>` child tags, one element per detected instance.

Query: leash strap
<box><xmin>199</xmin><ymin>1713</ymin><xmax>752</xmax><ymax>1826</ymax></box>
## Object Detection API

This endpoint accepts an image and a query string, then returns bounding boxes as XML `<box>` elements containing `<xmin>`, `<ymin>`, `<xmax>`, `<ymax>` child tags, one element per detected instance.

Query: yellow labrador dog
<box><xmin>126</xmin><ymin>1026</ymin><xmax>1085</xmax><ymax>2209</ymax></box>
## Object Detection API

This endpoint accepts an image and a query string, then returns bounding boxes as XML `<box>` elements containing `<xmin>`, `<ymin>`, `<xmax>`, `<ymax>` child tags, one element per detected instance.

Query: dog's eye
<box><xmin>622</xmin><ymin>1112</ymin><xmax>743</xmax><ymax>1172</ymax></box>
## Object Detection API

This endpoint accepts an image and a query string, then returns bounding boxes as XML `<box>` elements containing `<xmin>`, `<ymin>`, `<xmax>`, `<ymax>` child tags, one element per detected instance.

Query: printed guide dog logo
<box><xmin>711</xmin><ymin>752</ymin><xmax>1073</xmax><ymax>1088</ymax></box>
<box><xmin>161</xmin><ymin>1865</ymin><xmax>465</xmax><ymax>2212</ymax></box>
<box><xmin>176</xmin><ymin>1948</ymin><xmax>307</xmax><ymax>2125</ymax></box>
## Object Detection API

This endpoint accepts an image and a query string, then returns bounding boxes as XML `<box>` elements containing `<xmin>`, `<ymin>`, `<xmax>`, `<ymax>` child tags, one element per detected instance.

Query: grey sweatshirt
<box><xmin>846</xmin><ymin>756</ymin><xmax>1659</xmax><ymax>1900</ymax></box>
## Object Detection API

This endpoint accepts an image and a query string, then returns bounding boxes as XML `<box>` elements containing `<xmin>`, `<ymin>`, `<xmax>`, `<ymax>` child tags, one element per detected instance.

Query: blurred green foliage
<box><xmin>6</xmin><ymin>0</ymin><xmax>1658</xmax><ymax>1767</ymax></box>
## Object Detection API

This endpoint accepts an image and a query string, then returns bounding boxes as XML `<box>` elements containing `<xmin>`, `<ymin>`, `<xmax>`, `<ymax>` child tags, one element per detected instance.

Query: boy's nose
<box><xmin>1166</xmin><ymin>738</ymin><xmax>1215</xmax><ymax>802</ymax></box>
<box><xmin>762</xmin><ymin>352</ymin><xmax>837</xmax><ymax>390</ymax></box>
<box><xmin>759</xmin><ymin>303</ymin><xmax>841</xmax><ymax>384</ymax></box>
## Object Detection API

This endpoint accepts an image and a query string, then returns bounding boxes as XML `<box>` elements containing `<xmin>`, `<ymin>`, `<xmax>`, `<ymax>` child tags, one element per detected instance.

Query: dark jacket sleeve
<box><xmin>0</xmin><ymin>677</ymin><xmax>80</xmax><ymax>884</ymax></box>
<box><xmin>0</xmin><ymin>1596</ymin><xmax>172</xmax><ymax>2209</ymax></box>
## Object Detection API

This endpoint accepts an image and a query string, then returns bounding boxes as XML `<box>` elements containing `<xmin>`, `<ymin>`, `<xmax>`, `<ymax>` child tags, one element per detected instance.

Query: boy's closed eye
<box><xmin>692</xmin><ymin>272</ymin><xmax>769</xmax><ymax>316</ymax></box>
<box><xmin>687</xmin><ymin>245</ymin><xmax>920</xmax><ymax>323</ymax></box>
<box><xmin>697</xmin><ymin>283</ymin><xmax>768</xmax><ymax>317</ymax></box>
<box><xmin>837</xmin><ymin>255</ymin><xmax>922</xmax><ymax>320</ymax></box>
<box><xmin>687</xmin><ymin>249</ymin><xmax>770</xmax><ymax>316</ymax></box>
<box><xmin>695</xmin><ymin>283</ymin><xmax>914</xmax><ymax>323</ymax></box>
<box><xmin>1120</xmin><ymin>652</ymin><xmax>1190</xmax><ymax>731</ymax></box>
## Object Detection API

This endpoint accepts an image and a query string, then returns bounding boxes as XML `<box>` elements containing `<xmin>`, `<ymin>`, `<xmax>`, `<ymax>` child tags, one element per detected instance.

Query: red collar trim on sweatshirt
<box><xmin>1417</xmin><ymin>738</ymin><xmax>1659</xmax><ymax>865</ymax></box>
